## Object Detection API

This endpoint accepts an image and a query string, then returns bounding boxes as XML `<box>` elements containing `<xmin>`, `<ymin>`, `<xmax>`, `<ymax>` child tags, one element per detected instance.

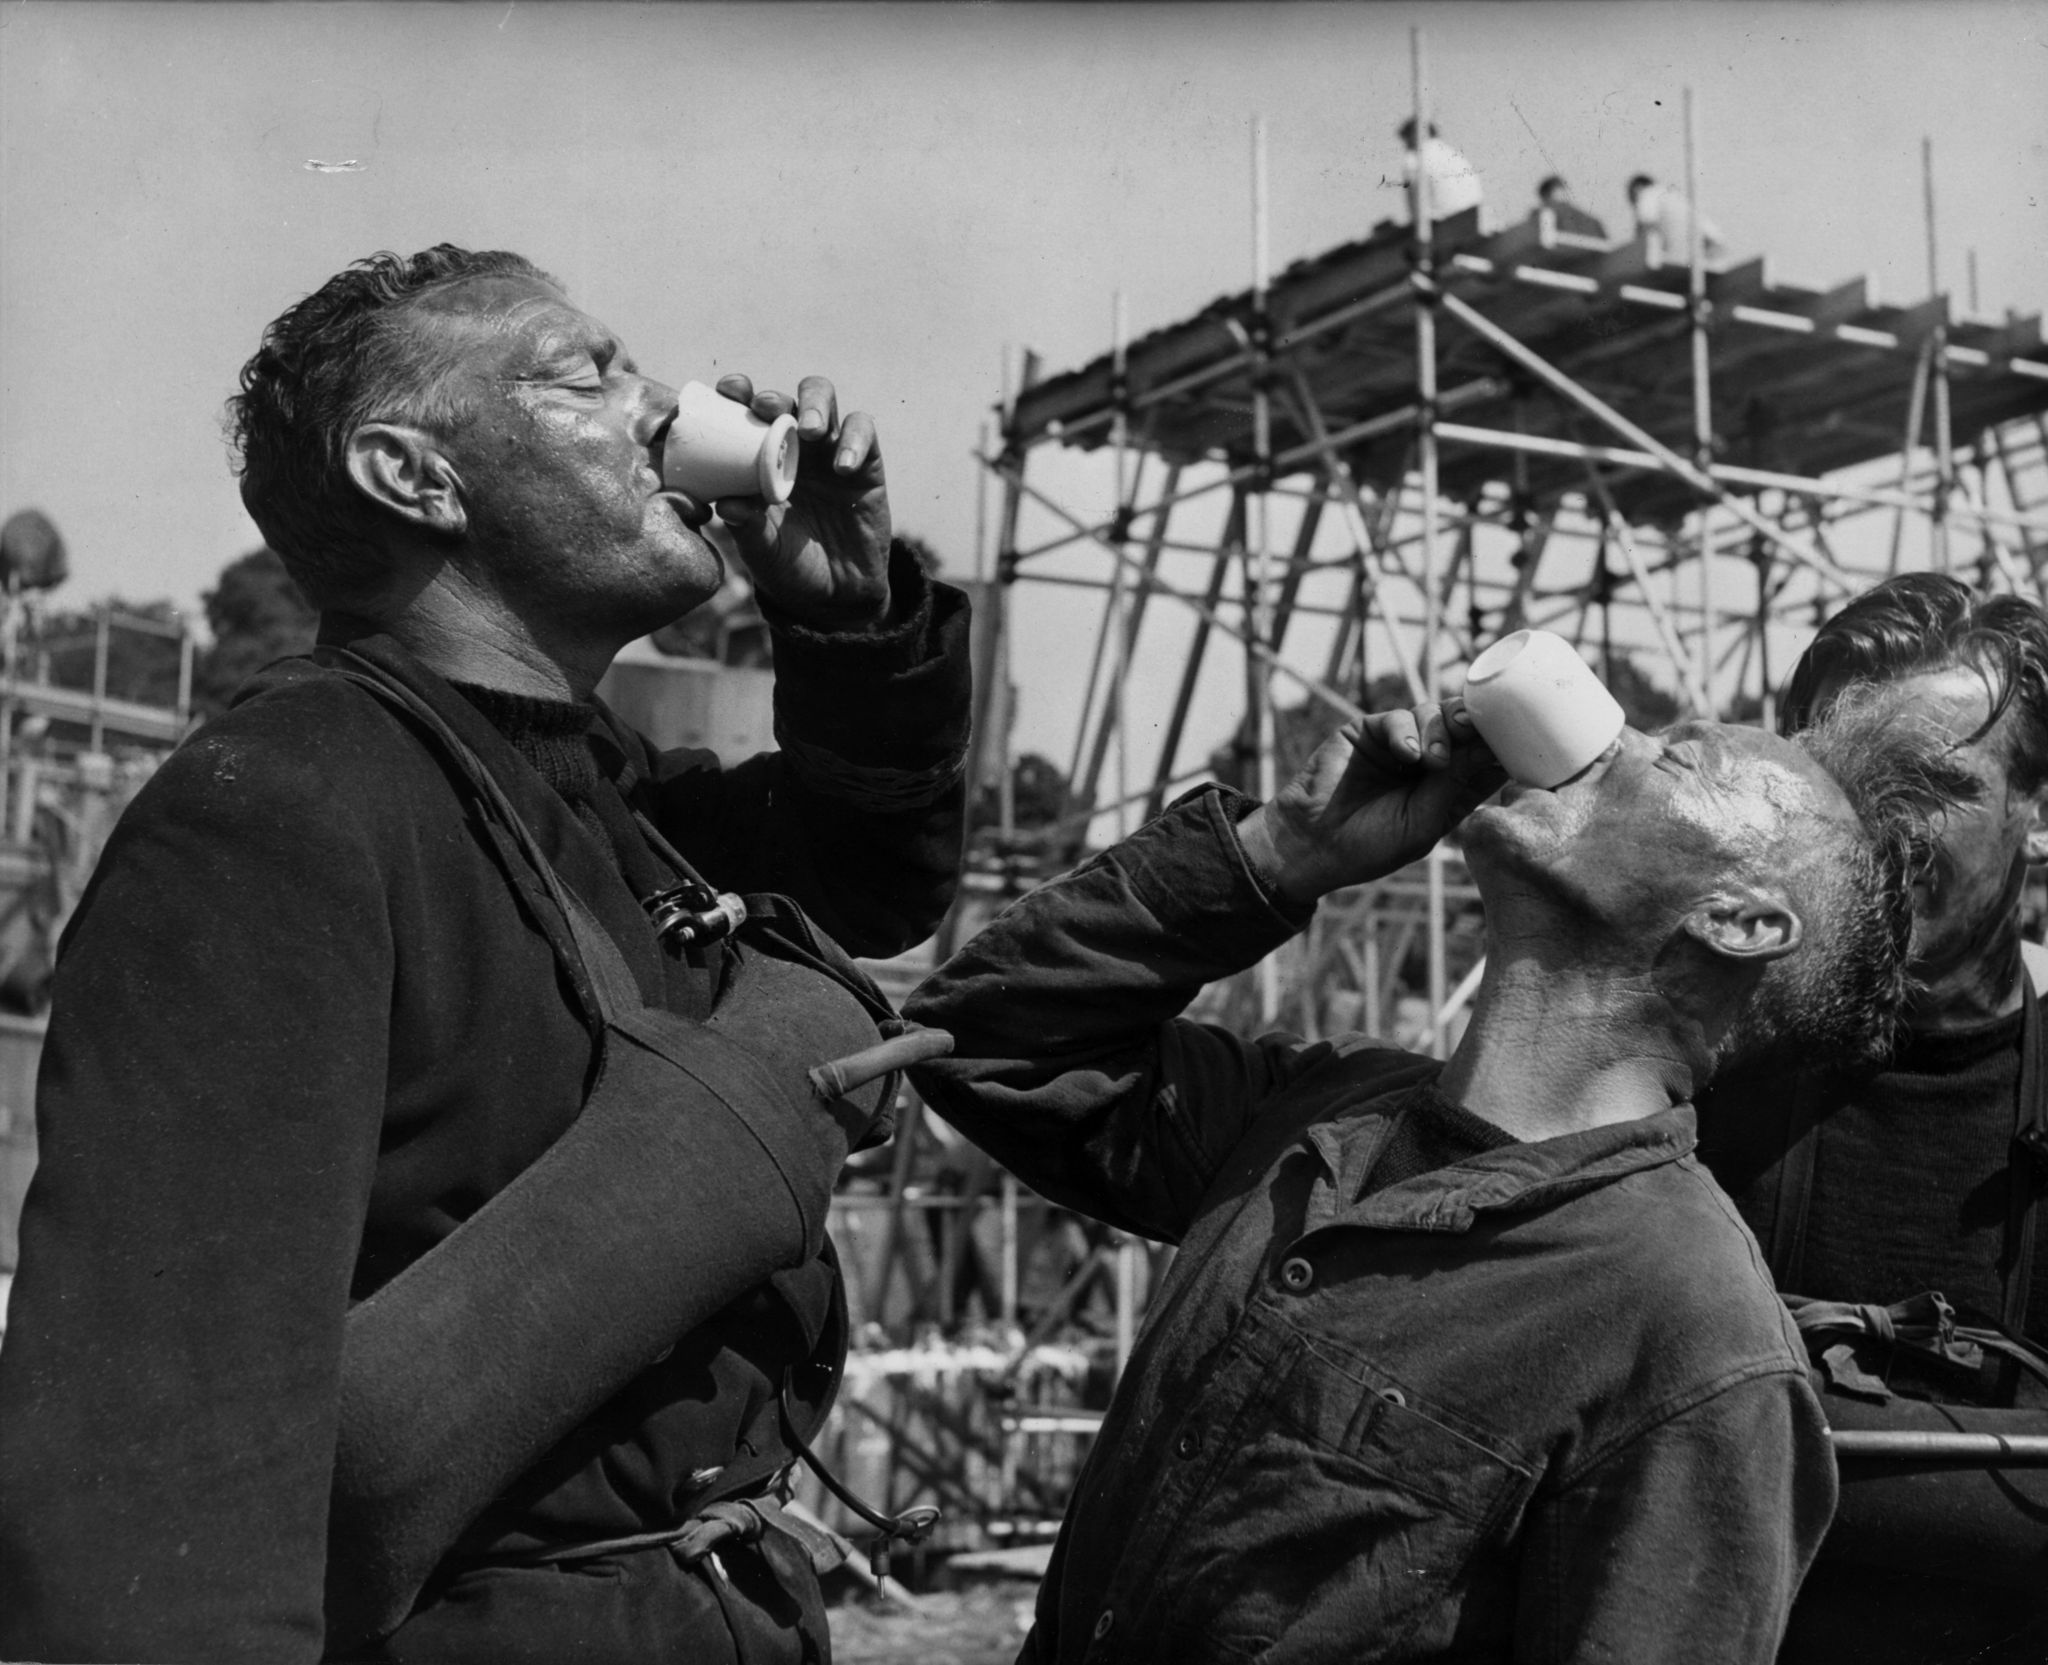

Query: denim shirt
<box><xmin>906</xmin><ymin>787</ymin><xmax>1836</xmax><ymax>1664</ymax></box>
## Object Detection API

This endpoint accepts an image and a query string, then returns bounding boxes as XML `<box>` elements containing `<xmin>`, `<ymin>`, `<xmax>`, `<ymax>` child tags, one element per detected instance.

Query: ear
<box><xmin>345</xmin><ymin>423</ymin><xmax>466</xmax><ymax>536</ymax></box>
<box><xmin>1680</xmin><ymin>889</ymin><xmax>1804</xmax><ymax>964</ymax></box>
<box><xmin>2023</xmin><ymin>789</ymin><xmax>2048</xmax><ymax>866</ymax></box>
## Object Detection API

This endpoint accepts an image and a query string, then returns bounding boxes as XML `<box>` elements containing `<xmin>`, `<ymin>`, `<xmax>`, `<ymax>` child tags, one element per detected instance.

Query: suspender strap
<box><xmin>1767</xmin><ymin>1091</ymin><xmax>1820</xmax><ymax>1290</ymax></box>
<box><xmin>2000</xmin><ymin>973</ymin><xmax>2046</xmax><ymax>1336</ymax></box>
<box><xmin>320</xmin><ymin>649</ymin><xmax>905</xmax><ymax>1042</ymax></box>
<box><xmin>318</xmin><ymin>651</ymin><xmax>685</xmax><ymax>1028</ymax></box>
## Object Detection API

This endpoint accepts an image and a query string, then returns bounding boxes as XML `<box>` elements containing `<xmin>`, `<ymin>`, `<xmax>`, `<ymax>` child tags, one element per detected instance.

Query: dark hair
<box><xmin>1626</xmin><ymin>174</ymin><xmax>1655</xmax><ymax>196</ymax></box>
<box><xmin>226</xmin><ymin>245</ymin><xmax>556</xmax><ymax>608</ymax></box>
<box><xmin>1537</xmin><ymin>175</ymin><xmax>1567</xmax><ymax>200</ymax></box>
<box><xmin>1724</xmin><ymin>692</ymin><xmax>1968</xmax><ymax>1072</ymax></box>
<box><xmin>1779</xmin><ymin>572</ymin><xmax>2048</xmax><ymax>794</ymax></box>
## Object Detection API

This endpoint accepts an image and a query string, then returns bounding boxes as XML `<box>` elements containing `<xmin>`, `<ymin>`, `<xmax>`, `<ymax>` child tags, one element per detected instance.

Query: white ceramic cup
<box><xmin>662</xmin><ymin>381</ymin><xmax>800</xmax><ymax>506</ymax></box>
<box><xmin>1461</xmin><ymin>629</ymin><xmax>1627</xmax><ymax>787</ymax></box>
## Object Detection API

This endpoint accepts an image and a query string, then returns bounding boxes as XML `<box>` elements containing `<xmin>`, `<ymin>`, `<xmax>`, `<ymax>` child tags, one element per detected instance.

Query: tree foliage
<box><xmin>0</xmin><ymin>507</ymin><xmax>69</xmax><ymax>592</ymax></box>
<box><xmin>192</xmin><ymin>548</ymin><xmax>318</xmax><ymax>717</ymax></box>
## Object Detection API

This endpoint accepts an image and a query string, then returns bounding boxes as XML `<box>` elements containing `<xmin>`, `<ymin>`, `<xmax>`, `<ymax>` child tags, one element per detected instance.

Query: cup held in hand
<box><xmin>1462</xmin><ymin>629</ymin><xmax>1627</xmax><ymax>787</ymax></box>
<box><xmin>662</xmin><ymin>381</ymin><xmax>800</xmax><ymax>506</ymax></box>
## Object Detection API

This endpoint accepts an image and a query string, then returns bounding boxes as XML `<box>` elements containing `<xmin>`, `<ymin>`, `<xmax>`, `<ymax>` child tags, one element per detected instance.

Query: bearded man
<box><xmin>906</xmin><ymin>696</ymin><xmax>1944</xmax><ymax>1663</ymax></box>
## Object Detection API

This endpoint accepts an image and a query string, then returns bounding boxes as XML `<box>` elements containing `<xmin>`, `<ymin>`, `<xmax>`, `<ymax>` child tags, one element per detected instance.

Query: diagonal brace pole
<box><xmin>1003</xmin><ymin>468</ymin><xmax>1369</xmax><ymax>725</ymax></box>
<box><xmin>1431</xmin><ymin>285</ymin><xmax>1862</xmax><ymax>594</ymax></box>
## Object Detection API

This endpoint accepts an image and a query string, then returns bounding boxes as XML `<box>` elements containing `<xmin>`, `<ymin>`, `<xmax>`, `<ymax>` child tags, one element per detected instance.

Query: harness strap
<box><xmin>317</xmin><ymin>647</ymin><xmax>938</xmax><ymax>1560</ymax></box>
<box><xmin>2000</xmin><ymin>973</ymin><xmax>2045</xmax><ymax>1337</ymax></box>
<box><xmin>318</xmin><ymin>652</ymin><xmax>640</xmax><ymax>1016</ymax></box>
<box><xmin>317</xmin><ymin>651</ymin><xmax>892</xmax><ymax>1034</ymax></box>
<box><xmin>1767</xmin><ymin>1090</ymin><xmax>1819</xmax><ymax>1290</ymax></box>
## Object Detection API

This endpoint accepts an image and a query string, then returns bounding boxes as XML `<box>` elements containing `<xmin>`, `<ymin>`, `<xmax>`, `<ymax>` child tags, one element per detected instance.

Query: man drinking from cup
<box><xmin>907</xmin><ymin>683</ymin><xmax>1958</xmax><ymax>1663</ymax></box>
<box><xmin>0</xmin><ymin>244</ymin><xmax>971</xmax><ymax>1664</ymax></box>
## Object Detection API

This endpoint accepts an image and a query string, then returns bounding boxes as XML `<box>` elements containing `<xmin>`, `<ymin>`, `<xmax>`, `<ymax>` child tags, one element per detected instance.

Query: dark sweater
<box><xmin>1699</xmin><ymin>1011</ymin><xmax>2048</xmax><ymax>1339</ymax></box>
<box><xmin>452</xmin><ymin>681</ymin><xmax>730</xmax><ymax>1018</ymax></box>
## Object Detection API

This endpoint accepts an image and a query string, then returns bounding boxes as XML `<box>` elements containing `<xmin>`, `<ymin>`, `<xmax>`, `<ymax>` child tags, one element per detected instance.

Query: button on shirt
<box><xmin>907</xmin><ymin>786</ymin><xmax>1835</xmax><ymax>1664</ymax></box>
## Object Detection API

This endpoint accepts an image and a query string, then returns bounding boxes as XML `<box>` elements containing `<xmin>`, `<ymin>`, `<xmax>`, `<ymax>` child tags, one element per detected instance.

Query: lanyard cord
<box><xmin>779</xmin><ymin>1370</ymin><xmax>939</xmax><ymax>1579</ymax></box>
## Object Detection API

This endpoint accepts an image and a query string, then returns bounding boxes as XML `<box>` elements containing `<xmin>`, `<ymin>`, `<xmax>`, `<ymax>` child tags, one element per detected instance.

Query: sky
<box><xmin>3</xmin><ymin>0</ymin><xmax>2045</xmax><ymax>762</ymax></box>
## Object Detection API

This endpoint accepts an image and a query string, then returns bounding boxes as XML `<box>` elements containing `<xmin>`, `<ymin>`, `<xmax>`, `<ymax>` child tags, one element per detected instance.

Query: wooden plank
<box><xmin>1772</xmin><ymin>274</ymin><xmax>1877</xmax><ymax>330</ymax></box>
<box><xmin>1706</xmin><ymin>256</ymin><xmax>1772</xmax><ymax>307</ymax></box>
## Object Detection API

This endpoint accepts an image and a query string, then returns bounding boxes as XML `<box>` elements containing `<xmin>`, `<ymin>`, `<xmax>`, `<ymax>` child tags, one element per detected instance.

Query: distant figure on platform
<box><xmin>1536</xmin><ymin>174</ymin><xmax>1608</xmax><ymax>239</ymax></box>
<box><xmin>1399</xmin><ymin>117</ymin><xmax>1483</xmax><ymax>222</ymax></box>
<box><xmin>1628</xmin><ymin>172</ymin><xmax>1725</xmax><ymax>264</ymax></box>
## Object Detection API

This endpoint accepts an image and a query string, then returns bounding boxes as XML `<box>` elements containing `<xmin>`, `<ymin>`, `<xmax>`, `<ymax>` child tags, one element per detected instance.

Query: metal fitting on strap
<box><xmin>647</xmin><ymin>886</ymin><xmax>748</xmax><ymax>948</ymax></box>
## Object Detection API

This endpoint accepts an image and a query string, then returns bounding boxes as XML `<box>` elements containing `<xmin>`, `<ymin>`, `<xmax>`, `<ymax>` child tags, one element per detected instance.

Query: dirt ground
<box><xmin>828</xmin><ymin>1583</ymin><xmax>1037</xmax><ymax>1665</ymax></box>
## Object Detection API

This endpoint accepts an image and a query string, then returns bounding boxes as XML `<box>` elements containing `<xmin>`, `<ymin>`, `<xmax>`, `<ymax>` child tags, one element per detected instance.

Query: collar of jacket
<box><xmin>1300</xmin><ymin>1097</ymin><xmax>1698</xmax><ymax>1237</ymax></box>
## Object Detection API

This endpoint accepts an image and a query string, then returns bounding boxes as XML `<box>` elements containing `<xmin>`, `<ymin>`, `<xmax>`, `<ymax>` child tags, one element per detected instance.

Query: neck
<box><xmin>1435</xmin><ymin>937</ymin><xmax>1694</xmax><ymax>1142</ymax></box>
<box><xmin>1909</xmin><ymin>913</ymin><xmax>2027</xmax><ymax>1030</ymax></box>
<box><xmin>369</xmin><ymin>572</ymin><xmax>618</xmax><ymax>703</ymax></box>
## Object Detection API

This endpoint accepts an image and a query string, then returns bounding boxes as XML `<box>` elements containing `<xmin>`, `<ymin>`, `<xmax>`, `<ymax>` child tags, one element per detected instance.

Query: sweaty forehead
<box><xmin>1673</xmin><ymin>720</ymin><xmax>1854</xmax><ymax>830</ymax></box>
<box><xmin>411</xmin><ymin>272</ymin><xmax>571</xmax><ymax>325</ymax></box>
<box><xmin>403</xmin><ymin>275</ymin><xmax>613</xmax><ymax>376</ymax></box>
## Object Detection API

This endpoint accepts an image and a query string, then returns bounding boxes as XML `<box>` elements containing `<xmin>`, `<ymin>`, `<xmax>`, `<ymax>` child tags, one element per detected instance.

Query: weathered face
<box><xmin>413</xmin><ymin>273</ymin><xmax>722</xmax><ymax>641</ymax></box>
<box><xmin>1462</xmin><ymin>720</ymin><xmax>1854</xmax><ymax>949</ymax></box>
<box><xmin>1827</xmin><ymin>664</ymin><xmax>2047</xmax><ymax>981</ymax></box>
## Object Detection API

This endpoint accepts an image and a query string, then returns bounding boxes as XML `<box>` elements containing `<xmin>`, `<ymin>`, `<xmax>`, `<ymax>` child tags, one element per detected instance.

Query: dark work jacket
<box><xmin>905</xmin><ymin>787</ymin><xmax>1836</xmax><ymax>1665</ymax></box>
<box><xmin>0</xmin><ymin>556</ymin><xmax>971</xmax><ymax>1665</ymax></box>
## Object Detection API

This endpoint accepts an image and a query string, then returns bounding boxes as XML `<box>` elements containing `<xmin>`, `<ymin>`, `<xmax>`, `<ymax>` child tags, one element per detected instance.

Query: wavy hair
<box><xmin>225</xmin><ymin>245</ymin><xmax>555</xmax><ymax>608</ymax></box>
<box><xmin>1780</xmin><ymin>572</ymin><xmax>2048</xmax><ymax>794</ymax></box>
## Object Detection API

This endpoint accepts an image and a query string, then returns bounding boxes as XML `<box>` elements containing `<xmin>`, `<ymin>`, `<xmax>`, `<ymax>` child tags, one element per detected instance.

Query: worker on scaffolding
<box><xmin>0</xmin><ymin>245</ymin><xmax>972</xmax><ymax>1664</ymax></box>
<box><xmin>1698</xmin><ymin>573</ymin><xmax>2048</xmax><ymax>1663</ymax></box>
<box><xmin>908</xmin><ymin>696</ymin><xmax>1955</xmax><ymax>1661</ymax></box>
<box><xmin>1399</xmin><ymin>117</ymin><xmax>1484</xmax><ymax>221</ymax></box>
<box><xmin>1535</xmin><ymin>174</ymin><xmax>1607</xmax><ymax>239</ymax></box>
<box><xmin>1627</xmin><ymin>172</ymin><xmax>1726</xmax><ymax>265</ymax></box>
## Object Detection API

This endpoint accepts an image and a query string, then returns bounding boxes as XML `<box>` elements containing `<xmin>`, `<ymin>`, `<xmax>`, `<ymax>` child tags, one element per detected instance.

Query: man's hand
<box><xmin>1236</xmin><ymin>699</ymin><xmax>1505</xmax><ymax>906</ymax></box>
<box><xmin>705</xmin><ymin>374</ymin><xmax>893</xmax><ymax>632</ymax></box>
